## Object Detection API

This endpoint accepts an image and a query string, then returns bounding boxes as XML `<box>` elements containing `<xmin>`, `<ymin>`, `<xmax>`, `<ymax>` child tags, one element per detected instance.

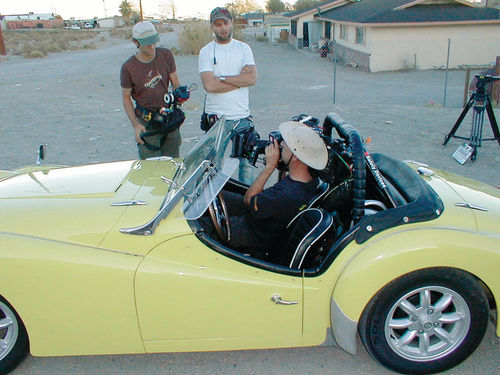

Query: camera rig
<box><xmin>443</xmin><ymin>74</ymin><xmax>500</xmax><ymax>160</ymax></box>
<box><xmin>230</xmin><ymin>114</ymin><xmax>353</xmax><ymax>186</ymax></box>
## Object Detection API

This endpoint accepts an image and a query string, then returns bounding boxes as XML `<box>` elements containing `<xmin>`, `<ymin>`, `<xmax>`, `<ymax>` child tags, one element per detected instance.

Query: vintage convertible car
<box><xmin>0</xmin><ymin>114</ymin><xmax>498</xmax><ymax>374</ymax></box>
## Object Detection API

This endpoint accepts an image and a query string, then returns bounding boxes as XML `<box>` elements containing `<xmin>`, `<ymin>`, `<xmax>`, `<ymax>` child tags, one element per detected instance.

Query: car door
<box><xmin>135</xmin><ymin>235</ymin><xmax>303</xmax><ymax>352</ymax></box>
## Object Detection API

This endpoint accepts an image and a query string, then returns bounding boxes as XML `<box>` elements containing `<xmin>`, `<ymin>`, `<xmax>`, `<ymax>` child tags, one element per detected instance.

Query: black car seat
<box><xmin>271</xmin><ymin>208</ymin><xmax>343</xmax><ymax>269</ymax></box>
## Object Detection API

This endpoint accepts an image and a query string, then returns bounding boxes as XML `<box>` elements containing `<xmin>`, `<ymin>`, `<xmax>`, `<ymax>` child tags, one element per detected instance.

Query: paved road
<box><xmin>0</xmin><ymin>29</ymin><xmax>499</xmax><ymax>375</ymax></box>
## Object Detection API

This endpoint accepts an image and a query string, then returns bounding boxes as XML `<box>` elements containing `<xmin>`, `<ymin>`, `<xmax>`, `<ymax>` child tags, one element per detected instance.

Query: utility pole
<box><xmin>0</xmin><ymin>21</ymin><xmax>6</xmax><ymax>56</ymax></box>
<box><xmin>139</xmin><ymin>0</ymin><xmax>144</xmax><ymax>20</ymax></box>
<box><xmin>172</xmin><ymin>0</ymin><xmax>175</xmax><ymax>20</ymax></box>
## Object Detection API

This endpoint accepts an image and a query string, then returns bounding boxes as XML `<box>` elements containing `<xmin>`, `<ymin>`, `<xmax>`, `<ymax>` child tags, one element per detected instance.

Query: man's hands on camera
<box><xmin>264</xmin><ymin>139</ymin><xmax>280</xmax><ymax>171</ymax></box>
<box><xmin>244</xmin><ymin>139</ymin><xmax>280</xmax><ymax>206</ymax></box>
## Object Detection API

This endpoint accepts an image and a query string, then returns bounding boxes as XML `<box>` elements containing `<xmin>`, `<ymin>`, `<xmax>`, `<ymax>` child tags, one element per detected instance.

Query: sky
<box><xmin>1</xmin><ymin>0</ymin><xmax>269</xmax><ymax>20</ymax></box>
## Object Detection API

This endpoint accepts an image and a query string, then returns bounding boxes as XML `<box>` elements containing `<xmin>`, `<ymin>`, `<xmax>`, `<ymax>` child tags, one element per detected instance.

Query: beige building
<box><xmin>286</xmin><ymin>0</ymin><xmax>349</xmax><ymax>49</ymax></box>
<box><xmin>314</xmin><ymin>0</ymin><xmax>500</xmax><ymax>72</ymax></box>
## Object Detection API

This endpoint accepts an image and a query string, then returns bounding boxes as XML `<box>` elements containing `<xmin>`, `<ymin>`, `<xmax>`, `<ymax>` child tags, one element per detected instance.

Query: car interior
<box><xmin>188</xmin><ymin>114</ymin><xmax>444</xmax><ymax>276</ymax></box>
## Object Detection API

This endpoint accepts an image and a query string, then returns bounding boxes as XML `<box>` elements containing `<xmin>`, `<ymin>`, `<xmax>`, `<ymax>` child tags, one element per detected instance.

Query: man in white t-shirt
<box><xmin>198</xmin><ymin>7</ymin><xmax>257</xmax><ymax>185</ymax></box>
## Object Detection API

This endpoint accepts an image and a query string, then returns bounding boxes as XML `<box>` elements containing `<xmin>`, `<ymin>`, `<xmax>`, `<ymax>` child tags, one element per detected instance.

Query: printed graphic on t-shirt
<box><xmin>145</xmin><ymin>71</ymin><xmax>163</xmax><ymax>89</ymax></box>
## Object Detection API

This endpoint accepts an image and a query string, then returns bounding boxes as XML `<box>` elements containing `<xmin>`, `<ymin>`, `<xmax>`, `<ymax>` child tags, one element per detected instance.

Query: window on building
<box><xmin>355</xmin><ymin>27</ymin><xmax>365</xmax><ymax>45</ymax></box>
<box><xmin>340</xmin><ymin>24</ymin><xmax>348</xmax><ymax>40</ymax></box>
<box><xmin>291</xmin><ymin>20</ymin><xmax>297</xmax><ymax>36</ymax></box>
<box><xmin>325</xmin><ymin>21</ymin><xmax>331</xmax><ymax>40</ymax></box>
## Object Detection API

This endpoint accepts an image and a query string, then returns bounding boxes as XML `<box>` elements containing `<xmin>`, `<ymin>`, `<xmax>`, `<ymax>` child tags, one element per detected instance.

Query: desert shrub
<box><xmin>3</xmin><ymin>29</ymin><xmax>99</xmax><ymax>58</ymax></box>
<box><xmin>232</xmin><ymin>24</ymin><xmax>244</xmax><ymax>41</ymax></box>
<box><xmin>24</xmin><ymin>50</ymin><xmax>45</xmax><ymax>58</ymax></box>
<box><xmin>43</xmin><ymin>43</ymin><xmax>62</xmax><ymax>53</ymax></box>
<box><xmin>82</xmin><ymin>43</ymin><xmax>96</xmax><ymax>49</ymax></box>
<box><xmin>178</xmin><ymin>21</ymin><xmax>213</xmax><ymax>55</ymax></box>
<box><xmin>170</xmin><ymin>46</ymin><xmax>181</xmax><ymax>55</ymax></box>
<box><xmin>109</xmin><ymin>27</ymin><xmax>133</xmax><ymax>40</ymax></box>
<box><xmin>256</xmin><ymin>35</ymin><xmax>269</xmax><ymax>42</ymax></box>
<box><xmin>157</xmin><ymin>24</ymin><xmax>174</xmax><ymax>33</ymax></box>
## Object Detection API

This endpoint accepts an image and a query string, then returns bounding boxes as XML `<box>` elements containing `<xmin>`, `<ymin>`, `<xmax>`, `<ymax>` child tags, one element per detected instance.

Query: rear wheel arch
<box><xmin>358</xmin><ymin>267</ymin><xmax>489</xmax><ymax>374</ymax></box>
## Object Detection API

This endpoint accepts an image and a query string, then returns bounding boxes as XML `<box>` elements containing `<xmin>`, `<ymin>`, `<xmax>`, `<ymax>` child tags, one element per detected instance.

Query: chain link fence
<box><xmin>321</xmin><ymin>38</ymin><xmax>500</xmax><ymax>110</ymax></box>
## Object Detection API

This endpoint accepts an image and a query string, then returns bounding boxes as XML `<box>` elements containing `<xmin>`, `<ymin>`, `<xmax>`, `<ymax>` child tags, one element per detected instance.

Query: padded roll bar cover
<box><xmin>323</xmin><ymin>113</ymin><xmax>366</xmax><ymax>223</ymax></box>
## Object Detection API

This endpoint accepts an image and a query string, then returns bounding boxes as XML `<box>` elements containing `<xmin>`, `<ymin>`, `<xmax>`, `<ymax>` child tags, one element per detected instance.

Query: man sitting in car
<box><xmin>220</xmin><ymin>121</ymin><xmax>328</xmax><ymax>257</ymax></box>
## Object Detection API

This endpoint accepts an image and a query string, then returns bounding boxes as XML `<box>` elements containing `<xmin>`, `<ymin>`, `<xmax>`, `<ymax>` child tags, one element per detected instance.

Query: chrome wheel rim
<box><xmin>385</xmin><ymin>285</ymin><xmax>470</xmax><ymax>362</ymax></box>
<box><xmin>0</xmin><ymin>301</ymin><xmax>19</xmax><ymax>361</ymax></box>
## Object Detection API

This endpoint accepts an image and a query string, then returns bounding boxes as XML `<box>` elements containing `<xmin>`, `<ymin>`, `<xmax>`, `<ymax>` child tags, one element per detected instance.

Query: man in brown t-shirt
<box><xmin>121</xmin><ymin>21</ymin><xmax>186</xmax><ymax>159</ymax></box>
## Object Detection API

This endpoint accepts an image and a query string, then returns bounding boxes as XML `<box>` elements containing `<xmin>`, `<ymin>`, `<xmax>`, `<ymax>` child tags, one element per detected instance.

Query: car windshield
<box><xmin>120</xmin><ymin>117</ymin><xmax>240</xmax><ymax>236</ymax></box>
<box><xmin>178</xmin><ymin>117</ymin><xmax>240</xmax><ymax>220</ymax></box>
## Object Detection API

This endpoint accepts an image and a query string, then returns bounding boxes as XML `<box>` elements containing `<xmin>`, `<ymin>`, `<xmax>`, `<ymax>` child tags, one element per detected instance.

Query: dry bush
<box><xmin>3</xmin><ymin>29</ymin><xmax>99</xmax><ymax>58</ymax></box>
<box><xmin>109</xmin><ymin>27</ymin><xmax>132</xmax><ymax>40</ymax></box>
<box><xmin>157</xmin><ymin>24</ymin><xmax>174</xmax><ymax>33</ymax></box>
<box><xmin>82</xmin><ymin>43</ymin><xmax>97</xmax><ymax>49</ymax></box>
<box><xmin>178</xmin><ymin>21</ymin><xmax>213</xmax><ymax>55</ymax></box>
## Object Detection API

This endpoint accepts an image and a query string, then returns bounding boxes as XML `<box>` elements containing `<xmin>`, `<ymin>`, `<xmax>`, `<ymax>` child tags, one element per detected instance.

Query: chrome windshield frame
<box><xmin>120</xmin><ymin>161</ymin><xmax>212</xmax><ymax>236</ymax></box>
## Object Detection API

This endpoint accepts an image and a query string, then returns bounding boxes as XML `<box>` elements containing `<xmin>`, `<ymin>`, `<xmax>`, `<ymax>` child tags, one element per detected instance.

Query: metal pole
<box><xmin>0</xmin><ymin>22</ymin><xmax>6</xmax><ymax>56</ymax></box>
<box><xmin>443</xmin><ymin>38</ymin><xmax>451</xmax><ymax>107</ymax></box>
<box><xmin>333</xmin><ymin>40</ymin><xmax>337</xmax><ymax>104</ymax></box>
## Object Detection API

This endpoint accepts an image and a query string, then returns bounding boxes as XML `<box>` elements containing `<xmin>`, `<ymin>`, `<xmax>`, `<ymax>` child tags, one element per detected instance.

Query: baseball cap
<box><xmin>210</xmin><ymin>7</ymin><xmax>232</xmax><ymax>24</ymax></box>
<box><xmin>279</xmin><ymin>121</ymin><xmax>328</xmax><ymax>170</ymax></box>
<box><xmin>132</xmin><ymin>21</ymin><xmax>160</xmax><ymax>46</ymax></box>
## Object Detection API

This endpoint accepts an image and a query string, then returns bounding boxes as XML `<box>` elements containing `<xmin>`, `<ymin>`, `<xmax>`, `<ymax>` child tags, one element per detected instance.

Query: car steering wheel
<box><xmin>208</xmin><ymin>192</ymin><xmax>231</xmax><ymax>244</ymax></box>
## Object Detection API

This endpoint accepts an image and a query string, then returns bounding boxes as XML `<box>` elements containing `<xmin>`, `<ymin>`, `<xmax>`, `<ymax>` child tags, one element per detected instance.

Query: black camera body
<box><xmin>230</xmin><ymin>114</ymin><xmax>353</xmax><ymax>184</ymax></box>
<box><xmin>231</xmin><ymin>124</ymin><xmax>283</xmax><ymax>166</ymax></box>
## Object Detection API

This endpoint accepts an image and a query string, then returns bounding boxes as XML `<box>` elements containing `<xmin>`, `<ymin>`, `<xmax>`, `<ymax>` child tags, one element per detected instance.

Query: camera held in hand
<box><xmin>231</xmin><ymin>124</ymin><xmax>283</xmax><ymax>166</ymax></box>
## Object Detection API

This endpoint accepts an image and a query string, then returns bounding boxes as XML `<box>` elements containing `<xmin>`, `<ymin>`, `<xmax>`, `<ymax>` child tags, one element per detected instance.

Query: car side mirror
<box><xmin>36</xmin><ymin>144</ymin><xmax>45</xmax><ymax>165</ymax></box>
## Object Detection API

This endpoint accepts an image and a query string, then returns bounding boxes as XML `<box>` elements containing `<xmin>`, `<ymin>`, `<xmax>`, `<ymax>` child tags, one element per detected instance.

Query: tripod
<box><xmin>443</xmin><ymin>74</ymin><xmax>500</xmax><ymax>160</ymax></box>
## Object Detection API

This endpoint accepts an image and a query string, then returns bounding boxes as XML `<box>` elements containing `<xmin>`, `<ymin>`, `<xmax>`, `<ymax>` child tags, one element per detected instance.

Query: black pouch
<box><xmin>200</xmin><ymin>113</ymin><xmax>219</xmax><ymax>132</ymax></box>
<box><xmin>162</xmin><ymin>107</ymin><xmax>185</xmax><ymax>133</ymax></box>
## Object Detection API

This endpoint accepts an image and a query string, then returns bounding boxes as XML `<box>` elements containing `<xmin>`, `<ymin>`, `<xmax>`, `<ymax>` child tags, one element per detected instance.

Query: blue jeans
<box><xmin>227</xmin><ymin>118</ymin><xmax>254</xmax><ymax>185</ymax></box>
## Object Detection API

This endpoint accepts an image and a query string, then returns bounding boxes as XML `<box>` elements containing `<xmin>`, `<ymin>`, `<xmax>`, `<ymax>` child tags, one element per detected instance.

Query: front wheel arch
<box><xmin>0</xmin><ymin>295</ymin><xmax>29</xmax><ymax>374</ymax></box>
<box><xmin>358</xmin><ymin>267</ymin><xmax>489</xmax><ymax>375</ymax></box>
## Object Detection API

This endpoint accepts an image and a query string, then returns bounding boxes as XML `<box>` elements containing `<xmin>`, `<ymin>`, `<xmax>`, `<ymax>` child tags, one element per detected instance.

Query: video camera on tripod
<box><xmin>443</xmin><ymin>74</ymin><xmax>500</xmax><ymax>161</ymax></box>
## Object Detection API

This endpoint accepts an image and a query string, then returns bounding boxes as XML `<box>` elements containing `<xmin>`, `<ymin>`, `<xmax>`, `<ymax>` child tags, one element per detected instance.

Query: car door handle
<box><xmin>271</xmin><ymin>295</ymin><xmax>299</xmax><ymax>305</ymax></box>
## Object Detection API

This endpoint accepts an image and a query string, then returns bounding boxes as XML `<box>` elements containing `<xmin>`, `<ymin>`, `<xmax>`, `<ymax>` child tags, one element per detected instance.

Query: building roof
<box><xmin>241</xmin><ymin>12</ymin><xmax>265</xmax><ymax>20</ymax></box>
<box><xmin>285</xmin><ymin>0</ymin><xmax>349</xmax><ymax>18</ymax></box>
<box><xmin>316</xmin><ymin>0</ymin><xmax>499</xmax><ymax>24</ymax></box>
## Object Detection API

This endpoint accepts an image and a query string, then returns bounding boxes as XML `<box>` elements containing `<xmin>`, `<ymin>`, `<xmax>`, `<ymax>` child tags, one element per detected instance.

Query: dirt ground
<box><xmin>0</xmin><ymin>28</ymin><xmax>499</xmax><ymax>187</ymax></box>
<box><xmin>0</xmin><ymin>28</ymin><xmax>499</xmax><ymax>375</ymax></box>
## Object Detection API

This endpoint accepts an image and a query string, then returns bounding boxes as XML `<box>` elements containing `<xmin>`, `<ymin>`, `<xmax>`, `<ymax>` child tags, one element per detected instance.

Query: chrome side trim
<box><xmin>455</xmin><ymin>202</ymin><xmax>488</xmax><ymax>212</ymax></box>
<box><xmin>330</xmin><ymin>296</ymin><xmax>357</xmax><ymax>355</ymax></box>
<box><xmin>120</xmin><ymin>161</ymin><xmax>210</xmax><ymax>236</ymax></box>
<box><xmin>403</xmin><ymin>160</ymin><xmax>429</xmax><ymax>167</ymax></box>
<box><xmin>0</xmin><ymin>231</ymin><xmax>143</xmax><ymax>258</ymax></box>
<box><xmin>110</xmin><ymin>200</ymin><xmax>148</xmax><ymax>207</ymax></box>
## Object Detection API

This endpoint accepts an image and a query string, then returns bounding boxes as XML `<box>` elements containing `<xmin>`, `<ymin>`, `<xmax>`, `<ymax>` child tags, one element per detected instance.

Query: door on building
<box><xmin>303</xmin><ymin>22</ymin><xmax>309</xmax><ymax>47</ymax></box>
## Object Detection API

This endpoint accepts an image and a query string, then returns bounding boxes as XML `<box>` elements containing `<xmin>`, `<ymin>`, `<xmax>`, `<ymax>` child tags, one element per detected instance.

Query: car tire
<box><xmin>0</xmin><ymin>296</ymin><xmax>29</xmax><ymax>375</ymax></box>
<box><xmin>358</xmin><ymin>267</ymin><xmax>489</xmax><ymax>374</ymax></box>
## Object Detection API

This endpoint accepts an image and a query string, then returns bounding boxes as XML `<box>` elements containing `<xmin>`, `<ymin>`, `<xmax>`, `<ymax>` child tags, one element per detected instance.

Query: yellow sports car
<box><xmin>0</xmin><ymin>114</ymin><xmax>498</xmax><ymax>374</ymax></box>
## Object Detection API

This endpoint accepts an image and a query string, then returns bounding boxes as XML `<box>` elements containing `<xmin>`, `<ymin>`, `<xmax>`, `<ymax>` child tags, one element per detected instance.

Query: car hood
<box><xmin>0</xmin><ymin>162</ymin><xmax>134</xmax><ymax>198</ymax></box>
<box><xmin>0</xmin><ymin>159</ymin><xmax>190</xmax><ymax>253</ymax></box>
<box><xmin>423</xmin><ymin>166</ymin><xmax>500</xmax><ymax>235</ymax></box>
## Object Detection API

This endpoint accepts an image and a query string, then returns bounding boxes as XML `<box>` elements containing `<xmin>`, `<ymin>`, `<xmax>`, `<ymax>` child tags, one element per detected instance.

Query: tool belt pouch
<box><xmin>136</xmin><ymin>106</ymin><xmax>185</xmax><ymax>134</ymax></box>
<box><xmin>200</xmin><ymin>113</ymin><xmax>219</xmax><ymax>132</ymax></box>
<box><xmin>158</xmin><ymin>107</ymin><xmax>185</xmax><ymax>133</ymax></box>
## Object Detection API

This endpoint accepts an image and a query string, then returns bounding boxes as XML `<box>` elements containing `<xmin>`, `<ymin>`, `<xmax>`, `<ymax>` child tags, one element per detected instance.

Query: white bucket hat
<box><xmin>133</xmin><ymin>21</ymin><xmax>160</xmax><ymax>46</ymax></box>
<box><xmin>279</xmin><ymin>121</ymin><xmax>328</xmax><ymax>170</ymax></box>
